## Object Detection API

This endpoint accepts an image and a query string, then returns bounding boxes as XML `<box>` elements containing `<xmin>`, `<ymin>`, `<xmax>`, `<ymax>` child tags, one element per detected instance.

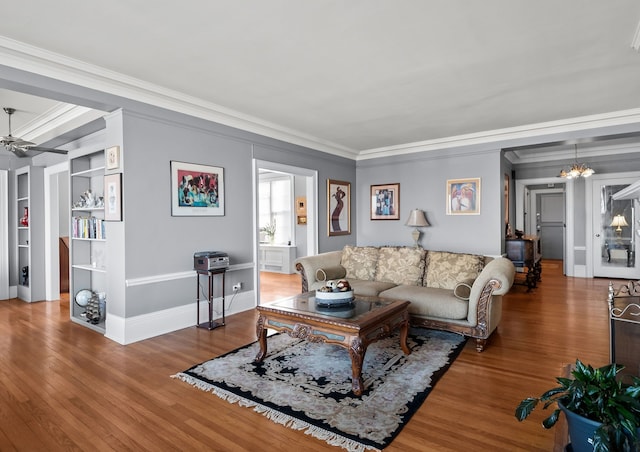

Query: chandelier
<box><xmin>559</xmin><ymin>144</ymin><xmax>595</xmax><ymax>179</ymax></box>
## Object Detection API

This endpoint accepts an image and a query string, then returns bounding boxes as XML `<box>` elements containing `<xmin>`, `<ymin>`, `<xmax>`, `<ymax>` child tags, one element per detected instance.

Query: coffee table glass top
<box><xmin>263</xmin><ymin>292</ymin><xmax>395</xmax><ymax>321</ymax></box>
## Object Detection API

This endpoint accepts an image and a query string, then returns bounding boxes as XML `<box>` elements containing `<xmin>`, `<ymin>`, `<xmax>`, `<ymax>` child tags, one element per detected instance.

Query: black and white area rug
<box><xmin>173</xmin><ymin>328</ymin><xmax>466</xmax><ymax>451</ymax></box>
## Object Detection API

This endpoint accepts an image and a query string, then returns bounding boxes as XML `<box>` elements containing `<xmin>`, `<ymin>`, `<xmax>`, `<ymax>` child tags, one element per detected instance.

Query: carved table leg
<box><xmin>399</xmin><ymin>318</ymin><xmax>411</xmax><ymax>355</ymax></box>
<box><xmin>254</xmin><ymin>315</ymin><xmax>267</xmax><ymax>362</ymax></box>
<box><xmin>349</xmin><ymin>337</ymin><xmax>366</xmax><ymax>396</ymax></box>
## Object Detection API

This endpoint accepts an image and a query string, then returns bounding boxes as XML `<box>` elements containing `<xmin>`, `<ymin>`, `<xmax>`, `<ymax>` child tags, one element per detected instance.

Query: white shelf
<box><xmin>72</xmin><ymin>207</ymin><xmax>105</xmax><ymax>212</ymax></box>
<box><xmin>69</xmin><ymin>150</ymin><xmax>108</xmax><ymax>335</ymax></box>
<box><xmin>72</xmin><ymin>264</ymin><xmax>107</xmax><ymax>273</ymax></box>
<box><xmin>14</xmin><ymin>166</ymin><xmax>45</xmax><ymax>302</ymax></box>
<box><xmin>71</xmin><ymin>166</ymin><xmax>105</xmax><ymax>178</ymax></box>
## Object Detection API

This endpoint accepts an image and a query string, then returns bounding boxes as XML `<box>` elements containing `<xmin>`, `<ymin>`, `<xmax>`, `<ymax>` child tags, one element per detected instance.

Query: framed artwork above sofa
<box><xmin>446</xmin><ymin>178</ymin><xmax>481</xmax><ymax>215</ymax></box>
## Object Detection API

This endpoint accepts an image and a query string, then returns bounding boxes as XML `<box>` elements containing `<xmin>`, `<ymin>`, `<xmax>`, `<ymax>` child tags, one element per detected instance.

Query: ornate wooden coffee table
<box><xmin>255</xmin><ymin>292</ymin><xmax>410</xmax><ymax>396</ymax></box>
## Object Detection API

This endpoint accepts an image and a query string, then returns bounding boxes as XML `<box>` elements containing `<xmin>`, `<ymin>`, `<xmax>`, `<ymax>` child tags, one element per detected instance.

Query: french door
<box><xmin>591</xmin><ymin>176</ymin><xmax>639</xmax><ymax>279</ymax></box>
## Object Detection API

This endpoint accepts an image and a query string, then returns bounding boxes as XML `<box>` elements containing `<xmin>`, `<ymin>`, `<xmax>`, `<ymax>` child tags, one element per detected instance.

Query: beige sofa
<box><xmin>295</xmin><ymin>245</ymin><xmax>515</xmax><ymax>352</ymax></box>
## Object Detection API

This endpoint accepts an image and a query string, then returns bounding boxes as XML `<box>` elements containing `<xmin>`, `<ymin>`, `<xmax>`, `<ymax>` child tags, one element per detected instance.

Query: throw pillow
<box><xmin>375</xmin><ymin>246</ymin><xmax>426</xmax><ymax>286</ymax></box>
<box><xmin>316</xmin><ymin>266</ymin><xmax>347</xmax><ymax>282</ymax></box>
<box><xmin>341</xmin><ymin>245</ymin><xmax>379</xmax><ymax>281</ymax></box>
<box><xmin>423</xmin><ymin>251</ymin><xmax>484</xmax><ymax>290</ymax></box>
<box><xmin>453</xmin><ymin>279</ymin><xmax>475</xmax><ymax>300</ymax></box>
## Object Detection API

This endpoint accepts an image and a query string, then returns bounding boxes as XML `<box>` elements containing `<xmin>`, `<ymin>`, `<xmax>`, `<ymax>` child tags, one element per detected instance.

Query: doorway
<box><xmin>44</xmin><ymin>161</ymin><xmax>69</xmax><ymax>301</ymax></box>
<box><xmin>515</xmin><ymin>177</ymin><xmax>575</xmax><ymax>276</ymax></box>
<box><xmin>528</xmin><ymin>188</ymin><xmax>565</xmax><ymax>260</ymax></box>
<box><xmin>253</xmin><ymin>160</ymin><xmax>318</xmax><ymax>305</ymax></box>
<box><xmin>589</xmin><ymin>174</ymin><xmax>639</xmax><ymax>279</ymax></box>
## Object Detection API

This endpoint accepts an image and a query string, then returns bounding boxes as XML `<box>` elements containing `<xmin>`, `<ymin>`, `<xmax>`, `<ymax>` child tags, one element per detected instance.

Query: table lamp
<box><xmin>405</xmin><ymin>209</ymin><xmax>429</xmax><ymax>248</ymax></box>
<box><xmin>610</xmin><ymin>214</ymin><xmax>628</xmax><ymax>235</ymax></box>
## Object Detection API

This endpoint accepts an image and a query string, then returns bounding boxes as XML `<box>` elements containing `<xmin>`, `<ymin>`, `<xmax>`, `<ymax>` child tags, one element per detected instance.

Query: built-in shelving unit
<box><xmin>69</xmin><ymin>150</ymin><xmax>107</xmax><ymax>333</ymax></box>
<box><xmin>15</xmin><ymin>166</ymin><xmax>45</xmax><ymax>302</ymax></box>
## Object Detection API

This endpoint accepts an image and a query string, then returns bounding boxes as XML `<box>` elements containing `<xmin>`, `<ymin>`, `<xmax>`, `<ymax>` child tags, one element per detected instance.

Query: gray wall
<box><xmin>356</xmin><ymin>148</ymin><xmax>504</xmax><ymax>256</ymax></box>
<box><xmin>118</xmin><ymin>110</ymin><xmax>356</xmax><ymax>317</ymax></box>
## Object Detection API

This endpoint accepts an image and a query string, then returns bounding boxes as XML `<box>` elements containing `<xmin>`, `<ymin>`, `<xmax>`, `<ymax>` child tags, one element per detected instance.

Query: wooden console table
<box><xmin>506</xmin><ymin>235</ymin><xmax>542</xmax><ymax>291</ymax></box>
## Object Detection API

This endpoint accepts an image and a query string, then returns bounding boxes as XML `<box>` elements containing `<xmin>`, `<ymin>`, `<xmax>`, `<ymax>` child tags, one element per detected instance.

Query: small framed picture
<box><xmin>327</xmin><ymin>179</ymin><xmax>350</xmax><ymax>236</ymax></box>
<box><xmin>106</xmin><ymin>146</ymin><xmax>120</xmax><ymax>170</ymax></box>
<box><xmin>171</xmin><ymin>161</ymin><xmax>224</xmax><ymax>216</ymax></box>
<box><xmin>370</xmin><ymin>183</ymin><xmax>400</xmax><ymax>220</ymax></box>
<box><xmin>104</xmin><ymin>173</ymin><xmax>122</xmax><ymax>221</ymax></box>
<box><xmin>446</xmin><ymin>178</ymin><xmax>481</xmax><ymax>215</ymax></box>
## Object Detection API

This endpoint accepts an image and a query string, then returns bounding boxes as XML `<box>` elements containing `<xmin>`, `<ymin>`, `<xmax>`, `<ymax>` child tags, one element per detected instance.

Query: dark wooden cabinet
<box><xmin>506</xmin><ymin>235</ymin><xmax>542</xmax><ymax>291</ymax></box>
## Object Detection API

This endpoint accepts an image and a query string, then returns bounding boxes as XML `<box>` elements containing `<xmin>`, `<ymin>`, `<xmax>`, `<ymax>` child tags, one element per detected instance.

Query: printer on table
<box><xmin>193</xmin><ymin>251</ymin><xmax>229</xmax><ymax>272</ymax></box>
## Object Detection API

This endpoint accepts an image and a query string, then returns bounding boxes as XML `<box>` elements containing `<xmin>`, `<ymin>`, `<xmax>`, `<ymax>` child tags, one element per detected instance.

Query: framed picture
<box><xmin>104</xmin><ymin>173</ymin><xmax>122</xmax><ymax>221</ymax></box>
<box><xmin>106</xmin><ymin>146</ymin><xmax>120</xmax><ymax>170</ymax></box>
<box><xmin>327</xmin><ymin>179</ymin><xmax>350</xmax><ymax>236</ymax></box>
<box><xmin>370</xmin><ymin>183</ymin><xmax>400</xmax><ymax>220</ymax></box>
<box><xmin>171</xmin><ymin>161</ymin><xmax>224</xmax><ymax>216</ymax></box>
<box><xmin>446</xmin><ymin>178</ymin><xmax>481</xmax><ymax>215</ymax></box>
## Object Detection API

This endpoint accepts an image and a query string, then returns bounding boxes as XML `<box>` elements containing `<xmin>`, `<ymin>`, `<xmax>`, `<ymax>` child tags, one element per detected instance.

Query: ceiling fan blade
<box><xmin>24</xmin><ymin>145</ymin><xmax>68</xmax><ymax>155</ymax></box>
<box><xmin>6</xmin><ymin>145</ymin><xmax>28</xmax><ymax>158</ymax></box>
<box><xmin>12</xmin><ymin>137</ymin><xmax>35</xmax><ymax>147</ymax></box>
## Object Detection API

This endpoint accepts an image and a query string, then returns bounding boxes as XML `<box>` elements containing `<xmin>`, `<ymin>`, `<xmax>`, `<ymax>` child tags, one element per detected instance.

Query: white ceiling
<box><xmin>1</xmin><ymin>1</ymin><xmax>640</xmax><ymax>161</ymax></box>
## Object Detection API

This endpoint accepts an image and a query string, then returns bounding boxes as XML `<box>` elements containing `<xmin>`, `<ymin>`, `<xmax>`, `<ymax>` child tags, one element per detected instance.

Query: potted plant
<box><xmin>260</xmin><ymin>219</ymin><xmax>276</xmax><ymax>243</ymax></box>
<box><xmin>515</xmin><ymin>360</ymin><xmax>640</xmax><ymax>452</ymax></box>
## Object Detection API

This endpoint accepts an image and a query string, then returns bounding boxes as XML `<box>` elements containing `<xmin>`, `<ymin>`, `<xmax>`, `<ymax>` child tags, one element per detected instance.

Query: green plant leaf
<box><xmin>542</xmin><ymin>409</ymin><xmax>560</xmax><ymax>429</ymax></box>
<box><xmin>515</xmin><ymin>398</ymin><xmax>538</xmax><ymax>421</ymax></box>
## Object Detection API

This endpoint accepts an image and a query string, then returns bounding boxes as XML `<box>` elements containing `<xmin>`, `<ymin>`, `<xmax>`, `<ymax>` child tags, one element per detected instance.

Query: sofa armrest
<box><xmin>467</xmin><ymin>257</ymin><xmax>516</xmax><ymax>325</ymax></box>
<box><xmin>294</xmin><ymin>250</ymin><xmax>344</xmax><ymax>293</ymax></box>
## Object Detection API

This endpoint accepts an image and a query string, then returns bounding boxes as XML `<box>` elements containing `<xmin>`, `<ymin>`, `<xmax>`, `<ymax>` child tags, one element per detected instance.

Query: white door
<box><xmin>592</xmin><ymin>176</ymin><xmax>639</xmax><ymax>279</ymax></box>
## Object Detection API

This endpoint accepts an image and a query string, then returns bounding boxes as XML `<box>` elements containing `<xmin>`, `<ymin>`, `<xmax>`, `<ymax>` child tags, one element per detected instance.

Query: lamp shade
<box><xmin>610</xmin><ymin>215</ymin><xmax>629</xmax><ymax>231</ymax></box>
<box><xmin>405</xmin><ymin>209</ymin><xmax>429</xmax><ymax>227</ymax></box>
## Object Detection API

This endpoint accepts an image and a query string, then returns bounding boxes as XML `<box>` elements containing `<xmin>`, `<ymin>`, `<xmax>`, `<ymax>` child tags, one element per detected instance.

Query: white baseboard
<box><xmin>572</xmin><ymin>265</ymin><xmax>587</xmax><ymax>278</ymax></box>
<box><xmin>105</xmin><ymin>290</ymin><xmax>256</xmax><ymax>345</ymax></box>
<box><xmin>9</xmin><ymin>285</ymin><xmax>17</xmax><ymax>298</ymax></box>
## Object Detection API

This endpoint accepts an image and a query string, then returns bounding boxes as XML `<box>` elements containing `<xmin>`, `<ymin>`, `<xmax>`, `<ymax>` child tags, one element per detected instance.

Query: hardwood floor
<box><xmin>0</xmin><ymin>262</ymin><xmax>619</xmax><ymax>451</ymax></box>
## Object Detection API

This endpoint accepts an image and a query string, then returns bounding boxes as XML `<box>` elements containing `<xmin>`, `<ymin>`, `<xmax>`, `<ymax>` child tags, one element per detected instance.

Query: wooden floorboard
<box><xmin>0</xmin><ymin>262</ymin><xmax>619</xmax><ymax>451</ymax></box>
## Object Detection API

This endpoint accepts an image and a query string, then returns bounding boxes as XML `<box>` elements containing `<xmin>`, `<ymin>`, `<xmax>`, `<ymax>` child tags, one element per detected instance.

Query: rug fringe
<box><xmin>171</xmin><ymin>372</ymin><xmax>380</xmax><ymax>452</ymax></box>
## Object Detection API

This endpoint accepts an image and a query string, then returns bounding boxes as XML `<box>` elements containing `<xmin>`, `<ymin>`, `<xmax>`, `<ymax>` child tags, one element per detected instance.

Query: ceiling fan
<box><xmin>1</xmin><ymin>107</ymin><xmax>68</xmax><ymax>158</ymax></box>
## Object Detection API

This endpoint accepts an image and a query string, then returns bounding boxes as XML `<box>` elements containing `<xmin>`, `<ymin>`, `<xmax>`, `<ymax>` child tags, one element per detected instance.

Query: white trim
<box><xmin>104</xmin><ymin>290</ymin><xmax>255</xmax><ymax>345</ymax></box>
<box><xmin>359</xmin><ymin>109</ymin><xmax>640</xmax><ymax>161</ymax></box>
<box><xmin>253</xmin><ymin>159</ymin><xmax>318</xmax><ymax>306</ymax></box>
<box><xmin>515</xmin><ymin>177</ymin><xmax>574</xmax><ymax>276</ymax></box>
<box><xmin>0</xmin><ymin>170</ymin><xmax>8</xmax><ymax>300</ymax></box>
<box><xmin>2</xmin><ymin>36</ymin><xmax>640</xmax><ymax>162</ymax></box>
<box><xmin>0</xmin><ymin>36</ymin><xmax>356</xmax><ymax>160</ymax></box>
<box><xmin>124</xmin><ymin>262</ymin><xmax>254</xmax><ymax>288</ymax></box>
<box><xmin>585</xmin><ymin>171</ymin><xmax>640</xmax><ymax>278</ymax></box>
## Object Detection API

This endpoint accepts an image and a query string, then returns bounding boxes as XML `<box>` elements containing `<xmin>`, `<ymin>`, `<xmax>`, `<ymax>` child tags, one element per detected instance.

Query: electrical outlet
<box><xmin>232</xmin><ymin>282</ymin><xmax>242</xmax><ymax>291</ymax></box>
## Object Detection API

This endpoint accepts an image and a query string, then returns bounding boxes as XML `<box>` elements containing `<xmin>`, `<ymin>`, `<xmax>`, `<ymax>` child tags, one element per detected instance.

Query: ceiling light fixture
<box><xmin>559</xmin><ymin>144</ymin><xmax>595</xmax><ymax>179</ymax></box>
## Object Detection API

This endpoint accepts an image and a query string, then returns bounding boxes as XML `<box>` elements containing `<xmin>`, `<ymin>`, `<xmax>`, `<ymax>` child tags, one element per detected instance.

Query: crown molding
<box><xmin>15</xmin><ymin>103</ymin><xmax>105</xmax><ymax>145</ymax></box>
<box><xmin>357</xmin><ymin>108</ymin><xmax>640</xmax><ymax>161</ymax></box>
<box><xmin>2</xmin><ymin>36</ymin><xmax>640</xmax><ymax>163</ymax></box>
<box><xmin>0</xmin><ymin>36</ymin><xmax>358</xmax><ymax>160</ymax></box>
